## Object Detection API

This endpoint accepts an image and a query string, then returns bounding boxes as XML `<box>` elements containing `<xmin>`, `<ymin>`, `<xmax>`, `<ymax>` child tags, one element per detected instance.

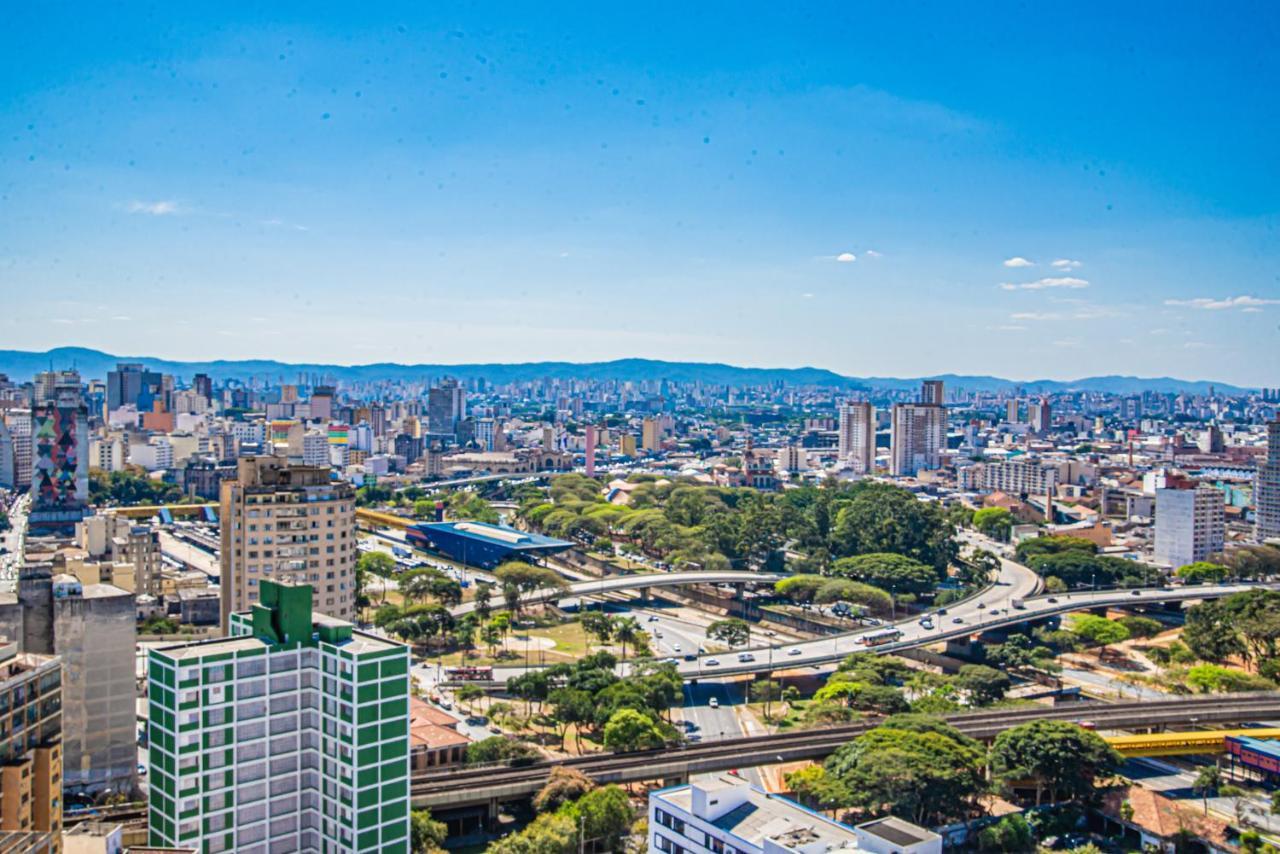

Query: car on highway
<box><xmin>952</xmin><ymin>617</ymin><xmax>964</xmax><ymax>624</ymax></box>
<box><xmin>684</xmin><ymin>653</ymin><xmax>697</xmax><ymax>661</ymax></box>
<box><xmin>977</xmin><ymin>602</ymin><xmax>986</xmax><ymax>609</ymax></box>
<box><xmin>709</xmin><ymin>698</ymin><xmax>719</xmax><ymax>709</ymax></box>
<box><xmin>1130</xmin><ymin>589</ymin><xmax>1142</xmax><ymax>596</ymax></box>
<box><xmin>1047</xmin><ymin>597</ymin><xmax>1058</xmax><ymax>603</ymax></box>
<box><xmin>737</xmin><ymin>652</ymin><xmax>755</xmax><ymax>663</ymax></box>
<box><xmin>705</xmin><ymin>658</ymin><xmax>720</xmax><ymax>666</ymax></box>
<box><xmin>672</xmin><ymin>643</ymin><xmax>681</xmax><ymax>651</ymax></box>
<box><xmin>787</xmin><ymin>647</ymin><xmax>802</xmax><ymax>656</ymax></box>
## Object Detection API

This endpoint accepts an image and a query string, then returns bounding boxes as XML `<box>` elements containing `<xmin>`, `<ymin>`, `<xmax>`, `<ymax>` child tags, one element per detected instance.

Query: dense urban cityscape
<box><xmin>0</xmin><ymin>354</ymin><xmax>1275</xmax><ymax>853</ymax></box>
<box><xmin>4</xmin><ymin>4</ymin><xmax>1280</xmax><ymax>854</ymax></box>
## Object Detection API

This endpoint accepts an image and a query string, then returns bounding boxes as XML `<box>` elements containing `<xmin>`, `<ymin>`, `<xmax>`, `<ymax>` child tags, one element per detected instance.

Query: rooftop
<box><xmin>657</xmin><ymin>777</ymin><xmax>862</xmax><ymax>853</ymax></box>
<box><xmin>419</xmin><ymin>520</ymin><xmax>572</xmax><ymax>550</ymax></box>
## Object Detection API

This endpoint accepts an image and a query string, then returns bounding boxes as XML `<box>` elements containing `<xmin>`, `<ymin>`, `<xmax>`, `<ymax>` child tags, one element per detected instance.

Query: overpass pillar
<box><xmin>485</xmin><ymin>797</ymin><xmax>501</xmax><ymax>831</ymax></box>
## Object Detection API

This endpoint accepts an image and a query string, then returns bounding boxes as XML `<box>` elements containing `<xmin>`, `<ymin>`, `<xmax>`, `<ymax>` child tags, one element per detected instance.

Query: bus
<box><xmin>857</xmin><ymin>628</ymin><xmax>904</xmax><ymax>647</ymax></box>
<box><xmin>444</xmin><ymin>665</ymin><xmax>493</xmax><ymax>681</ymax></box>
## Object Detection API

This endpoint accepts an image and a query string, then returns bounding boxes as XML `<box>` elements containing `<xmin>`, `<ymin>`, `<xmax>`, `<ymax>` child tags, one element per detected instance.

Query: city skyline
<box><xmin>2</xmin><ymin>4</ymin><xmax>1278</xmax><ymax>383</ymax></box>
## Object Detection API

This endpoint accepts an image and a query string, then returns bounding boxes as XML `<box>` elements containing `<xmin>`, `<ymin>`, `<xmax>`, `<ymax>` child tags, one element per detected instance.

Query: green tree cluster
<box><xmin>89</xmin><ymin>466</ymin><xmax>183</xmax><ymax>506</ymax></box>
<box><xmin>1183</xmin><ymin>589</ymin><xmax>1280</xmax><ymax>671</ymax></box>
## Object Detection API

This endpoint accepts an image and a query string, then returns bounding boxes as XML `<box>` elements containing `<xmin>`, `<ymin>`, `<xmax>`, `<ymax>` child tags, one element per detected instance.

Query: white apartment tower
<box><xmin>837</xmin><ymin>401</ymin><xmax>875</xmax><ymax>474</ymax></box>
<box><xmin>1256</xmin><ymin>419</ymin><xmax>1280</xmax><ymax>543</ymax></box>
<box><xmin>1154</xmin><ymin>484</ymin><xmax>1225</xmax><ymax>569</ymax></box>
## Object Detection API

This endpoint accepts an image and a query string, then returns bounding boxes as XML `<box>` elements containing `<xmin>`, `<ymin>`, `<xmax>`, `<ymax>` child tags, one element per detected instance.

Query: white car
<box><xmin>672</xmin><ymin>643</ymin><xmax>681</xmax><ymax>652</ymax></box>
<box><xmin>787</xmin><ymin>647</ymin><xmax>802</xmax><ymax>656</ymax></box>
<box><xmin>708</xmin><ymin>697</ymin><xmax>719</xmax><ymax>709</ymax></box>
<box><xmin>737</xmin><ymin>652</ymin><xmax>755</xmax><ymax>663</ymax></box>
<box><xmin>705</xmin><ymin>658</ymin><xmax>721</xmax><ymax>666</ymax></box>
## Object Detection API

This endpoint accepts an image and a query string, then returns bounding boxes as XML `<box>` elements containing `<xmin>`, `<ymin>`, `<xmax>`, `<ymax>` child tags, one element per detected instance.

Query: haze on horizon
<box><xmin>2</xmin><ymin>3</ymin><xmax>1278</xmax><ymax>386</ymax></box>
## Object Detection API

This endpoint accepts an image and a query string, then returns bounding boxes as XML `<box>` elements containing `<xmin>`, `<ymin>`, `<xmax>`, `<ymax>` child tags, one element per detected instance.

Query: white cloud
<box><xmin>1011</xmin><ymin>312</ymin><xmax>1061</xmax><ymax>321</ymax></box>
<box><xmin>1000</xmin><ymin>276</ymin><xmax>1089</xmax><ymax>291</ymax></box>
<box><xmin>1243</xmin><ymin>307</ymin><xmax>1264</xmax><ymax>313</ymax></box>
<box><xmin>1051</xmin><ymin>258</ymin><xmax>1082</xmax><ymax>270</ymax></box>
<box><xmin>1184</xmin><ymin>341</ymin><xmax>1210</xmax><ymax>349</ymax></box>
<box><xmin>802</xmin><ymin>292</ymin><xmax>814</xmax><ymax>299</ymax></box>
<box><xmin>863</xmin><ymin>249</ymin><xmax>882</xmax><ymax>258</ymax></box>
<box><xmin>988</xmin><ymin>324</ymin><xmax>1027</xmax><ymax>331</ymax></box>
<box><xmin>1003</xmin><ymin>257</ymin><xmax>1035</xmax><ymax>268</ymax></box>
<box><xmin>835</xmin><ymin>252</ymin><xmax>856</xmax><ymax>263</ymax></box>
<box><xmin>1164</xmin><ymin>295</ymin><xmax>1280</xmax><ymax>311</ymax></box>
<box><xmin>1052</xmin><ymin>338</ymin><xmax>1083</xmax><ymax>349</ymax></box>
<box><xmin>111</xmin><ymin>315</ymin><xmax>131</xmax><ymax>321</ymax></box>
<box><xmin>125</xmin><ymin>200</ymin><xmax>180</xmax><ymax>216</ymax></box>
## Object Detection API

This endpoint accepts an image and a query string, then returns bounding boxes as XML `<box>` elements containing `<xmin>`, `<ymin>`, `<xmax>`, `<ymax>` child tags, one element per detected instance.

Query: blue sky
<box><xmin>2</xmin><ymin>3</ymin><xmax>1277</xmax><ymax>384</ymax></box>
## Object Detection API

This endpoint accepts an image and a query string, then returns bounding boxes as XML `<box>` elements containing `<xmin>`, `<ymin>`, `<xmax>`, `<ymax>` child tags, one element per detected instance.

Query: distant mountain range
<box><xmin>0</xmin><ymin>347</ymin><xmax>1251</xmax><ymax>395</ymax></box>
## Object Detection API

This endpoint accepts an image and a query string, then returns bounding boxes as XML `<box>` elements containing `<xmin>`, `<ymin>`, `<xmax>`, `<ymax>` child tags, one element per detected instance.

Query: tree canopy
<box><xmin>990</xmin><ymin>720</ymin><xmax>1122</xmax><ymax>805</ymax></box>
<box><xmin>824</xmin><ymin>714</ymin><xmax>987</xmax><ymax>826</ymax></box>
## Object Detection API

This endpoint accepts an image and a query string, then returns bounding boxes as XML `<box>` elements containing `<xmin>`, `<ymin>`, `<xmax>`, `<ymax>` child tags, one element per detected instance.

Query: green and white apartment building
<box><xmin>146</xmin><ymin>580</ymin><xmax>412</xmax><ymax>853</ymax></box>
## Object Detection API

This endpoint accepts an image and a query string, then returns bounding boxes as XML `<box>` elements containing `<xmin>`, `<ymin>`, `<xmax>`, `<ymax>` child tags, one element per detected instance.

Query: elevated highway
<box><xmin>673</xmin><ymin>576</ymin><xmax>1280</xmax><ymax>678</ymax></box>
<box><xmin>411</xmin><ymin>693</ymin><xmax>1280</xmax><ymax>810</ymax></box>
<box><xmin>449</xmin><ymin>571</ymin><xmax>783</xmax><ymax>617</ymax></box>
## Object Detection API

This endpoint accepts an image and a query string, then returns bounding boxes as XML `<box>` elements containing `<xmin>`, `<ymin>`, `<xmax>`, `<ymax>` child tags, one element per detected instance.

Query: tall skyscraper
<box><xmin>426</xmin><ymin>378</ymin><xmax>466</xmax><ymax>437</ymax></box>
<box><xmin>837</xmin><ymin>401</ymin><xmax>875</xmax><ymax>474</ymax></box>
<box><xmin>1005</xmin><ymin>399</ymin><xmax>1021</xmax><ymax>424</ymax></box>
<box><xmin>219</xmin><ymin>457</ymin><xmax>357</xmax><ymax>629</ymax></box>
<box><xmin>0</xmin><ymin>641</ymin><xmax>62</xmax><ymax>839</ymax></box>
<box><xmin>1030</xmin><ymin>398</ymin><xmax>1052</xmax><ymax>434</ymax></box>
<box><xmin>1256</xmin><ymin>419</ymin><xmax>1280</xmax><ymax>543</ymax></box>
<box><xmin>28</xmin><ymin>371</ymin><xmax>88</xmax><ymax>536</ymax></box>
<box><xmin>192</xmin><ymin>372</ymin><xmax>214</xmax><ymax>404</ymax></box>
<box><xmin>1154</xmin><ymin>484</ymin><xmax>1225</xmax><ymax>569</ymax></box>
<box><xmin>641</xmin><ymin>417</ymin><xmax>662</xmax><ymax>452</ymax></box>
<box><xmin>584</xmin><ymin>424</ymin><xmax>598</xmax><ymax>478</ymax></box>
<box><xmin>890</xmin><ymin>403</ymin><xmax>945</xmax><ymax>477</ymax></box>
<box><xmin>147</xmin><ymin>580</ymin><xmax>412</xmax><ymax>853</ymax></box>
<box><xmin>920</xmin><ymin>379</ymin><xmax>945</xmax><ymax>406</ymax></box>
<box><xmin>106</xmin><ymin>362</ymin><xmax>163</xmax><ymax>411</ymax></box>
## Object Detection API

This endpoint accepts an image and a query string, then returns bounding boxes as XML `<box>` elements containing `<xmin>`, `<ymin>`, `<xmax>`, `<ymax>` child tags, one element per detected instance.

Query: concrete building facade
<box><xmin>0</xmin><ymin>641</ymin><xmax>62</xmax><ymax>842</ymax></box>
<box><xmin>1256</xmin><ymin>419</ymin><xmax>1280</xmax><ymax>543</ymax></box>
<box><xmin>1154</xmin><ymin>485</ymin><xmax>1225</xmax><ymax>569</ymax></box>
<box><xmin>837</xmin><ymin>401</ymin><xmax>875</xmax><ymax>474</ymax></box>
<box><xmin>890</xmin><ymin>404</ymin><xmax>945</xmax><ymax>477</ymax></box>
<box><xmin>219</xmin><ymin>457</ymin><xmax>356</xmax><ymax>629</ymax></box>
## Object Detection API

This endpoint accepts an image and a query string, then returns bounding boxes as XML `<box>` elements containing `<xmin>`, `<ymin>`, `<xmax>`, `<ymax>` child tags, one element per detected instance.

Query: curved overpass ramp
<box><xmin>450</xmin><ymin>570</ymin><xmax>783</xmax><ymax>617</ymax></box>
<box><xmin>677</xmin><ymin>578</ymin><xmax>1280</xmax><ymax>678</ymax></box>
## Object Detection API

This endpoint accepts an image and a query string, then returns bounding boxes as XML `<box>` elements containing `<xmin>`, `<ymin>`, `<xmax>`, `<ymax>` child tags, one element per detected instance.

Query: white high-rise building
<box><xmin>837</xmin><ymin>401</ymin><xmax>875</xmax><ymax>474</ymax></box>
<box><xmin>1154</xmin><ymin>485</ymin><xmax>1225</xmax><ymax>569</ymax></box>
<box><xmin>302</xmin><ymin>431</ymin><xmax>330</xmax><ymax>467</ymax></box>
<box><xmin>890</xmin><ymin>403</ymin><xmax>945</xmax><ymax>477</ymax></box>
<box><xmin>1256</xmin><ymin>420</ymin><xmax>1280</xmax><ymax>543</ymax></box>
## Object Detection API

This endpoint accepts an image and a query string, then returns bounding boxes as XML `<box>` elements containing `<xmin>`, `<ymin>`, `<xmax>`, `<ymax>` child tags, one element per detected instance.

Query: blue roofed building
<box><xmin>404</xmin><ymin>521</ymin><xmax>573</xmax><ymax>569</ymax></box>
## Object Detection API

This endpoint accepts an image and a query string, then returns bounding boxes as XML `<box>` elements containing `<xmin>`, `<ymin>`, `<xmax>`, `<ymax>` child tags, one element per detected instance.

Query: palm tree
<box><xmin>1193</xmin><ymin>765</ymin><xmax>1222</xmax><ymax>815</ymax></box>
<box><xmin>612</xmin><ymin>617</ymin><xmax>641</xmax><ymax>661</ymax></box>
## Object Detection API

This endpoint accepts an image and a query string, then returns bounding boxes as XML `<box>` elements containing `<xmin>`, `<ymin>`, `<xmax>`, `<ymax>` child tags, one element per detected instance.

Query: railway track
<box><xmin>411</xmin><ymin>693</ymin><xmax>1280</xmax><ymax>806</ymax></box>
